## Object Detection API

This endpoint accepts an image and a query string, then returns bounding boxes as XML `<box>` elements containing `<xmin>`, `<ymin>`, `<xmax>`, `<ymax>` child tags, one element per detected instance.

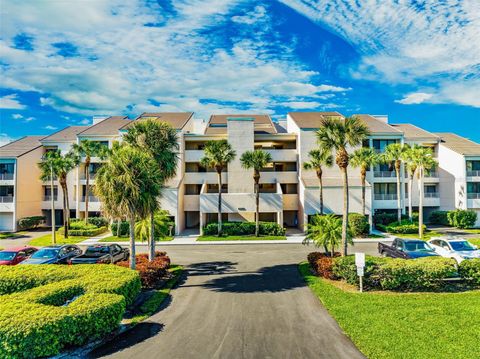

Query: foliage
<box><xmin>447</xmin><ymin>209</ymin><xmax>478</xmax><ymax>229</ymax></box>
<box><xmin>332</xmin><ymin>255</ymin><xmax>387</xmax><ymax>289</ymax></box>
<box><xmin>429</xmin><ymin>210</ymin><xmax>450</xmax><ymax>225</ymax></box>
<box><xmin>203</xmin><ymin>221</ymin><xmax>285</xmax><ymax>236</ymax></box>
<box><xmin>0</xmin><ymin>265</ymin><xmax>140</xmax><ymax>358</ymax></box>
<box><xmin>380</xmin><ymin>220</ymin><xmax>427</xmax><ymax>234</ymax></box>
<box><xmin>348</xmin><ymin>213</ymin><xmax>370</xmax><ymax>237</ymax></box>
<box><xmin>117</xmin><ymin>251</ymin><xmax>170</xmax><ymax>288</ymax></box>
<box><xmin>458</xmin><ymin>259</ymin><xmax>480</xmax><ymax>285</ymax></box>
<box><xmin>305</xmin><ymin>214</ymin><xmax>352</xmax><ymax>256</ymax></box>
<box><xmin>111</xmin><ymin>221</ymin><xmax>130</xmax><ymax>237</ymax></box>
<box><xmin>135</xmin><ymin>210</ymin><xmax>175</xmax><ymax>242</ymax></box>
<box><xmin>197</xmin><ymin>235</ymin><xmax>285</xmax><ymax>241</ymax></box>
<box><xmin>18</xmin><ymin>216</ymin><xmax>45</xmax><ymax>230</ymax></box>
<box><xmin>307</xmin><ymin>252</ymin><xmax>339</xmax><ymax>279</ymax></box>
<box><xmin>86</xmin><ymin>217</ymin><xmax>109</xmax><ymax>227</ymax></box>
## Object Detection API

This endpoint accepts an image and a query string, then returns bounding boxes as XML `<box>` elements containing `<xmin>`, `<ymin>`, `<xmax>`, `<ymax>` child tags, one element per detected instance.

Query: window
<box><xmin>0</xmin><ymin>163</ymin><xmax>14</xmax><ymax>174</ymax></box>
<box><xmin>372</xmin><ymin>139</ymin><xmax>398</xmax><ymax>152</ymax></box>
<box><xmin>374</xmin><ymin>183</ymin><xmax>397</xmax><ymax>195</ymax></box>
<box><xmin>467</xmin><ymin>182</ymin><xmax>480</xmax><ymax>194</ymax></box>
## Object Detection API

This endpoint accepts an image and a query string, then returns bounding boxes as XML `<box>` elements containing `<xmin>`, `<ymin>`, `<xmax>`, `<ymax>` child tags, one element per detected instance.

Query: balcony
<box><xmin>80</xmin><ymin>173</ymin><xmax>98</xmax><ymax>180</ymax></box>
<box><xmin>259</xmin><ymin>171</ymin><xmax>298</xmax><ymax>183</ymax></box>
<box><xmin>81</xmin><ymin>195</ymin><xmax>100</xmax><ymax>202</ymax></box>
<box><xmin>0</xmin><ymin>196</ymin><xmax>14</xmax><ymax>212</ymax></box>
<box><xmin>468</xmin><ymin>193</ymin><xmax>480</xmax><ymax>199</ymax></box>
<box><xmin>0</xmin><ymin>196</ymin><xmax>14</xmax><ymax>203</ymax></box>
<box><xmin>374</xmin><ymin>193</ymin><xmax>398</xmax><ymax>200</ymax></box>
<box><xmin>184</xmin><ymin>172</ymin><xmax>227</xmax><ymax>185</ymax></box>
<box><xmin>424</xmin><ymin>192</ymin><xmax>439</xmax><ymax>198</ymax></box>
<box><xmin>42</xmin><ymin>195</ymin><xmax>58</xmax><ymax>201</ymax></box>
<box><xmin>467</xmin><ymin>170</ymin><xmax>480</xmax><ymax>177</ymax></box>
<box><xmin>200</xmin><ymin>192</ymin><xmax>283</xmax><ymax>213</ymax></box>
<box><xmin>0</xmin><ymin>173</ymin><xmax>14</xmax><ymax>180</ymax></box>
<box><xmin>184</xmin><ymin>194</ymin><xmax>200</xmax><ymax>211</ymax></box>
<box><xmin>264</xmin><ymin>149</ymin><xmax>297</xmax><ymax>162</ymax></box>
<box><xmin>425</xmin><ymin>171</ymin><xmax>438</xmax><ymax>178</ymax></box>
<box><xmin>184</xmin><ymin>150</ymin><xmax>204</xmax><ymax>162</ymax></box>
<box><xmin>373</xmin><ymin>171</ymin><xmax>396</xmax><ymax>178</ymax></box>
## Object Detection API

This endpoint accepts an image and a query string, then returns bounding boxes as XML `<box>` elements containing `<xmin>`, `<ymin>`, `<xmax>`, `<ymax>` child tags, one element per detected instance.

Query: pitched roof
<box><xmin>78</xmin><ymin>116</ymin><xmax>130</xmax><ymax>136</ymax></box>
<box><xmin>0</xmin><ymin>136</ymin><xmax>44</xmax><ymax>158</ymax></box>
<box><xmin>436</xmin><ymin>133</ymin><xmax>480</xmax><ymax>156</ymax></box>
<box><xmin>205</xmin><ymin>114</ymin><xmax>277</xmax><ymax>134</ymax></box>
<box><xmin>41</xmin><ymin>126</ymin><xmax>88</xmax><ymax>142</ymax></box>
<box><xmin>121</xmin><ymin>112</ymin><xmax>194</xmax><ymax>131</ymax></box>
<box><xmin>353</xmin><ymin>115</ymin><xmax>402</xmax><ymax>134</ymax></box>
<box><xmin>391</xmin><ymin>123</ymin><xmax>440</xmax><ymax>141</ymax></box>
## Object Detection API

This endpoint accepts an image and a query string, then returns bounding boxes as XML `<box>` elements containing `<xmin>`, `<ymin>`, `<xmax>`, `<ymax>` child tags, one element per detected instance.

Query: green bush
<box><xmin>0</xmin><ymin>265</ymin><xmax>141</xmax><ymax>358</ymax></box>
<box><xmin>332</xmin><ymin>255</ymin><xmax>387</xmax><ymax>289</ymax></box>
<box><xmin>429</xmin><ymin>211</ymin><xmax>450</xmax><ymax>225</ymax></box>
<box><xmin>378</xmin><ymin>257</ymin><xmax>457</xmax><ymax>290</ymax></box>
<box><xmin>373</xmin><ymin>212</ymin><xmax>398</xmax><ymax>226</ymax></box>
<box><xmin>203</xmin><ymin>221</ymin><xmax>286</xmax><ymax>236</ymax></box>
<box><xmin>17</xmin><ymin>216</ymin><xmax>45</xmax><ymax>230</ymax></box>
<box><xmin>458</xmin><ymin>259</ymin><xmax>480</xmax><ymax>285</ymax></box>
<box><xmin>447</xmin><ymin>209</ymin><xmax>477</xmax><ymax>229</ymax></box>
<box><xmin>111</xmin><ymin>221</ymin><xmax>130</xmax><ymax>237</ymax></box>
<box><xmin>58</xmin><ymin>223</ymin><xmax>107</xmax><ymax>237</ymax></box>
<box><xmin>348</xmin><ymin>213</ymin><xmax>369</xmax><ymax>237</ymax></box>
<box><xmin>383</xmin><ymin>220</ymin><xmax>426</xmax><ymax>234</ymax></box>
<box><xmin>86</xmin><ymin>217</ymin><xmax>108</xmax><ymax>227</ymax></box>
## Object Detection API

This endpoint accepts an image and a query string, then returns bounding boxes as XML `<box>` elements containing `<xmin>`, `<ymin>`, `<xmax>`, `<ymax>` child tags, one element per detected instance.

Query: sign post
<box><xmin>355</xmin><ymin>252</ymin><xmax>365</xmax><ymax>293</ymax></box>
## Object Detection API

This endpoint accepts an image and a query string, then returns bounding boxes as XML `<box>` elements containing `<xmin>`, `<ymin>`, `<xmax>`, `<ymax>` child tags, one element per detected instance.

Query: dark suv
<box><xmin>21</xmin><ymin>244</ymin><xmax>82</xmax><ymax>264</ymax></box>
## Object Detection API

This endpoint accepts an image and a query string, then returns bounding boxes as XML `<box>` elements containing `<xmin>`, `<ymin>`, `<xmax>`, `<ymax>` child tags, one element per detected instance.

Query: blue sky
<box><xmin>0</xmin><ymin>0</ymin><xmax>479</xmax><ymax>145</ymax></box>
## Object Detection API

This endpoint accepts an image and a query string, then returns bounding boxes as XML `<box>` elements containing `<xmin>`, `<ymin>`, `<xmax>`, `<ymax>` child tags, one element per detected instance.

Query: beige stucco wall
<box><xmin>227</xmin><ymin>118</ymin><xmax>254</xmax><ymax>192</ymax></box>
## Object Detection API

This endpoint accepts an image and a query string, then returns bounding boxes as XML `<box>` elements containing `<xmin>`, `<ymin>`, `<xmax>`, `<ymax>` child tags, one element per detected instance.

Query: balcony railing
<box><xmin>0</xmin><ymin>173</ymin><xmax>14</xmax><ymax>180</ymax></box>
<box><xmin>424</xmin><ymin>192</ymin><xmax>439</xmax><ymax>198</ymax></box>
<box><xmin>43</xmin><ymin>195</ymin><xmax>58</xmax><ymax>201</ymax></box>
<box><xmin>467</xmin><ymin>193</ymin><xmax>480</xmax><ymax>199</ymax></box>
<box><xmin>81</xmin><ymin>195</ymin><xmax>100</xmax><ymax>202</ymax></box>
<box><xmin>374</xmin><ymin>171</ymin><xmax>396</xmax><ymax>178</ymax></box>
<box><xmin>80</xmin><ymin>173</ymin><xmax>97</xmax><ymax>180</ymax></box>
<box><xmin>467</xmin><ymin>170</ymin><xmax>480</xmax><ymax>177</ymax></box>
<box><xmin>425</xmin><ymin>171</ymin><xmax>438</xmax><ymax>178</ymax></box>
<box><xmin>374</xmin><ymin>193</ymin><xmax>398</xmax><ymax>200</ymax></box>
<box><xmin>0</xmin><ymin>196</ymin><xmax>14</xmax><ymax>203</ymax></box>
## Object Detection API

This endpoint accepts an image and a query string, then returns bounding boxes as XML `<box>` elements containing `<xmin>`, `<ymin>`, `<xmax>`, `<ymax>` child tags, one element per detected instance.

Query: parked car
<box><xmin>21</xmin><ymin>244</ymin><xmax>82</xmax><ymax>264</ymax></box>
<box><xmin>428</xmin><ymin>238</ymin><xmax>480</xmax><ymax>263</ymax></box>
<box><xmin>378</xmin><ymin>238</ymin><xmax>439</xmax><ymax>259</ymax></box>
<box><xmin>0</xmin><ymin>247</ymin><xmax>38</xmax><ymax>265</ymax></box>
<box><xmin>70</xmin><ymin>244</ymin><xmax>129</xmax><ymax>264</ymax></box>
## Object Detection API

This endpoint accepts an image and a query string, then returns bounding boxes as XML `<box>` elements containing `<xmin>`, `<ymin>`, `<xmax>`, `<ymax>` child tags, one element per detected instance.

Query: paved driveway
<box><xmin>90</xmin><ymin>243</ymin><xmax>371</xmax><ymax>359</ymax></box>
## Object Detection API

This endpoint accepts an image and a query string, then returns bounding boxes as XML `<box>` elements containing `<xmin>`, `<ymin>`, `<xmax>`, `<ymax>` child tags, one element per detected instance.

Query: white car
<box><xmin>428</xmin><ymin>238</ymin><xmax>480</xmax><ymax>263</ymax></box>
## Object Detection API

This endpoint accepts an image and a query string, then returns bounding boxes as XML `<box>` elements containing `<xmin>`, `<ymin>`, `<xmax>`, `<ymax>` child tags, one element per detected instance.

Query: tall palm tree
<box><xmin>303</xmin><ymin>148</ymin><xmax>333</xmax><ymax>215</ymax></box>
<box><xmin>123</xmin><ymin>119</ymin><xmax>179</xmax><ymax>261</ymax></box>
<box><xmin>240</xmin><ymin>150</ymin><xmax>272</xmax><ymax>237</ymax></box>
<box><xmin>305</xmin><ymin>214</ymin><xmax>352</xmax><ymax>257</ymax></box>
<box><xmin>38</xmin><ymin>151</ymin><xmax>60</xmax><ymax>244</ymax></box>
<box><xmin>316</xmin><ymin>116</ymin><xmax>370</xmax><ymax>256</ymax></box>
<box><xmin>200</xmin><ymin>140</ymin><xmax>236</xmax><ymax>236</ymax></box>
<box><xmin>401</xmin><ymin>144</ymin><xmax>420</xmax><ymax>222</ymax></box>
<box><xmin>350</xmin><ymin>147</ymin><xmax>379</xmax><ymax>216</ymax></box>
<box><xmin>72</xmin><ymin>140</ymin><xmax>108</xmax><ymax>223</ymax></box>
<box><xmin>95</xmin><ymin>144</ymin><xmax>161</xmax><ymax>269</ymax></box>
<box><xmin>381</xmin><ymin>143</ymin><xmax>406</xmax><ymax>223</ymax></box>
<box><xmin>410</xmin><ymin>147</ymin><xmax>437</xmax><ymax>239</ymax></box>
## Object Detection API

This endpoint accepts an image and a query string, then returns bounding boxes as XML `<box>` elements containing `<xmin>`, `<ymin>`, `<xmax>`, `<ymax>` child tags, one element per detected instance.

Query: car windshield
<box><xmin>31</xmin><ymin>248</ymin><xmax>59</xmax><ymax>259</ymax></box>
<box><xmin>85</xmin><ymin>247</ymin><xmax>109</xmax><ymax>254</ymax></box>
<box><xmin>0</xmin><ymin>252</ymin><xmax>16</xmax><ymax>261</ymax></box>
<box><xmin>404</xmin><ymin>242</ymin><xmax>433</xmax><ymax>252</ymax></box>
<box><xmin>450</xmin><ymin>241</ymin><xmax>477</xmax><ymax>251</ymax></box>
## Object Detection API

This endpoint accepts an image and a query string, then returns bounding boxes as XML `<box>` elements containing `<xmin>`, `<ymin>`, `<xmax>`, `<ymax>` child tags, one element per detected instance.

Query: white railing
<box><xmin>425</xmin><ymin>171</ymin><xmax>438</xmax><ymax>178</ymax></box>
<box><xmin>467</xmin><ymin>193</ymin><xmax>480</xmax><ymax>199</ymax></box>
<box><xmin>0</xmin><ymin>196</ymin><xmax>14</xmax><ymax>203</ymax></box>
<box><xmin>0</xmin><ymin>173</ymin><xmax>14</xmax><ymax>180</ymax></box>
<box><xmin>43</xmin><ymin>195</ymin><xmax>58</xmax><ymax>201</ymax></box>
<box><xmin>424</xmin><ymin>192</ymin><xmax>439</xmax><ymax>198</ymax></box>
<box><xmin>467</xmin><ymin>170</ymin><xmax>480</xmax><ymax>177</ymax></box>
<box><xmin>81</xmin><ymin>195</ymin><xmax>100</xmax><ymax>202</ymax></box>
<box><xmin>374</xmin><ymin>171</ymin><xmax>396</xmax><ymax>178</ymax></box>
<box><xmin>374</xmin><ymin>193</ymin><xmax>398</xmax><ymax>200</ymax></box>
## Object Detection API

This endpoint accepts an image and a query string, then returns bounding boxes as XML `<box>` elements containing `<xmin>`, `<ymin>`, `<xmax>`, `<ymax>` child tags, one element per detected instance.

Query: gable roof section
<box><xmin>78</xmin><ymin>116</ymin><xmax>130</xmax><ymax>136</ymax></box>
<box><xmin>0</xmin><ymin>136</ymin><xmax>45</xmax><ymax>158</ymax></box>
<box><xmin>436</xmin><ymin>133</ymin><xmax>480</xmax><ymax>156</ymax></box>
<box><xmin>41</xmin><ymin>126</ymin><xmax>88</xmax><ymax>142</ymax></box>
<box><xmin>391</xmin><ymin>123</ymin><xmax>440</xmax><ymax>141</ymax></box>
<box><xmin>121</xmin><ymin>112</ymin><xmax>194</xmax><ymax>131</ymax></box>
<box><xmin>354</xmin><ymin>114</ymin><xmax>402</xmax><ymax>134</ymax></box>
<box><xmin>288</xmin><ymin>112</ymin><xmax>343</xmax><ymax>129</ymax></box>
<box><xmin>205</xmin><ymin>114</ymin><xmax>277</xmax><ymax>134</ymax></box>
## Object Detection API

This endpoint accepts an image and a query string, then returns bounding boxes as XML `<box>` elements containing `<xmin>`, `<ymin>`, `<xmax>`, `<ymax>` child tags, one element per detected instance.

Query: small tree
<box><xmin>200</xmin><ymin>140</ymin><xmax>236</xmax><ymax>236</ymax></box>
<box><xmin>401</xmin><ymin>144</ymin><xmax>420</xmax><ymax>222</ymax></box>
<box><xmin>350</xmin><ymin>147</ymin><xmax>379</xmax><ymax>216</ymax></box>
<box><xmin>240</xmin><ymin>150</ymin><xmax>272</xmax><ymax>237</ymax></box>
<box><xmin>38</xmin><ymin>151</ymin><xmax>60</xmax><ymax>244</ymax></box>
<box><xmin>381</xmin><ymin>143</ymin><xmax>406</xmax><ymax>222</ymax></box>
<box><xmin>305</xmin><ymin>214</ymin><xmax>352</xmax><ymax>257</ymax></box>
<box><xmin>135</xmin><ymin>210</ymin><xmax>173</xmax><ymax>242</ymax></box>
<box><xmin>303</xmin><ymin>148</ymin><xmax>333</xmax><ymax>215</ymax></box>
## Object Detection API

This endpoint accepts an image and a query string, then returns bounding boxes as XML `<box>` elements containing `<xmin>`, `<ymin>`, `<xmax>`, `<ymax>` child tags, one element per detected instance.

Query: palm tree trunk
<box><xmin>50</xmin><ymin>165</ymin><xmax>56</xmax><ymax>244</ymax></box>
<box><xmin>129</xmin><ymin>214</ymin><xmax>136</xmax><ymax>270</ymax></box>
<box><xmin>408</xmin><ymin>174</ymin><xmax>413</xmax><ymax>222</ymax></box>
<box><xmin>419</xmin><ymin>168</ymin><xmax>424</xmax><ymax>239</ymax></box>
<box><xmin>217</xmin><ymin>170</ymin><xmax>223</xmax><ymax>236</ymax></box>
<box><xmin>341</xmin><ymin>166</ymin><xmax>349</xmax><ymax>256</ymax></box>
<box><xmin>149</xmin><ymin>211</ymin><xmax>155</xmax><ymax>261</ymax></box>
<box><xmin>116</xmin><ymin>218</ymin><xmax>121</xmax><ymax>237</ymax></box>
<box><xmin>254</xmin><ymin>173</ymin><xmax>260</xmax><ymax>237</ymax></box>
<box><xmin>361</xmin><ymin>168</ymin><xmax>366</xmax><ymax>216</ymax></box>
<box><xmin>62</xmin><ymin>186</ymin><xmax>68</xmax><ymax>238</ymax></box>
<box><xmin>85</xmin><ymin>159</ymin><xmax>90</xmax><ymax>224</ymax></box>
<box><xmin>395</xmin><ymin>161</ymin><xmax>401</xmax><ymax>222</ymax></box>
<box><xmin>65</xmin><ymin>185</ymin><xmax>70</xmax><ymax>236</ymax></box>
<box><xmin>317</xmin><ymin>170</ymin><xmax>324</xmax><ymax>215</ymax></box>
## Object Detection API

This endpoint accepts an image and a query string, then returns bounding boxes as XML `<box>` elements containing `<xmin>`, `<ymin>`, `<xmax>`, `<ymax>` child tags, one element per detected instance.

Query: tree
<box><xmin>200</xmin><ymin>140</ymin><xmax>236</xmax><ymax>236</ymax></box>
<box><xmin>350</xmin><ymin>147</ymin><xmax>379</xmax><ymax>216</ymax></box>
<box><xmin>316</xmin><ymin>116</ymin><xmax>370</xmax><ymax>256</ymax></box>
<box><xmin>135</xmin><ymin>210</ymin><xmax>173</xmax><ymax>243</ymax></box>
<box><xmin>401</xmin><ymin>144</ymin><xmax>420</xmax><ymax>222</ymax></box>
<box><xmin>410</xmin><ymin>146</ymin><xmax>437</xmax><ymax>239</ymax></box>
<box><xmin>303</xmin><ymin>148</ymin><xmax>333</xmax><ymax>215</ymax></box>
<box><xmin>95</xmin><ymin>144</ymin><xmax>161</xmax><ymax>269</ymax></box>
<box><xmin>381</xmin><ymin>143</ymin><xmax>406</xmax><ymax>223</ymax></box>
<box><xmin>240</xmin><ymin>150</ymin><xmax>272</xmax><ymax>237</ymax></box>
<box><xmin>123</xmin><ymin>119</ymin><xmax>179</xmax><ymax>261</ymax></box>
<box><xmin>38</xmin><ymin>151</ymin><xmax>60</xmax><ymax>244</ymax></box>
<box><xmin>72</xmin><ymin>140</ymin><xmax>108</xmax><ymax>223</ymax></box>
<box><xmin>304</xmin><ymin>214</ymin><xmax>352</xmax><ymax>257</ymax></box>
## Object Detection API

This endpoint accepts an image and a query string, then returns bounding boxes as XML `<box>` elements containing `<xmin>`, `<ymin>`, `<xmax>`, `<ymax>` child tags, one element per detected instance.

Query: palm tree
<box><xmin>38</xmin><ymin>151</ymin><xmax>60</xmax><ymax>244</ymax></box>
<box><xmin>95</xmin><ymin>144</ymin><xmax>161</xmax><ymax>269</ymax></box>
<box><xmin>200</xmin><ymin>140</ymin><xmax>236</xmax><ymax>236</ymax></box>
<box><xmin>135</xmin><ymin>210</ymin><xmax>173</xmax><ymax>243</ymax></box>
<box><xmin>316</xmin><ymin>116</ymin><xmax>370</xmax><ymax>256</ymax></box>
<box><xmin>381</xmin><ymin>143</ymin><xmax>406</xmax><ymax>223</ymax></box>
<box><xmin>303</xmin><ymin>148</ymin><xmax>333</xmax><ymax>215</ymax></box>
<box><xmin>350</xmin><ymin>147</ymin><xmax>379</xmax><ymax>216</ymax></box>
<box><xmin>72</xmin><ymin>140</ymin><xmax>108</xmax><ymax>223</ymax></box>
<box><xmin>305</xmin><ymin>214</ymin><xmax>352</xmax><ymax>257</ymax></box>
<box><xmin>401</xmin><ymin>144</ymin><xmax>420</xmax><ymax>222</ymax></box>
<box><xmin>123</xmin><ymin>119</ymin><xmax>178</xmax><ymax>261</ymax></box>
<box><xmin>410</xmin><ymin>147</ymin><xmax>437</xmax><ymax>239</ymax></box>
<box><xmin>240</xmin><ymin>150</ymin><xmax>272</xmax><ymax>237</ymax></box>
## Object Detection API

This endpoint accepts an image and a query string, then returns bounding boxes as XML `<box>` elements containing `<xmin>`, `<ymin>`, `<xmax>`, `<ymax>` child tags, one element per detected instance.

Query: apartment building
<box><xmin>1</xmin><ymin>111</ymin><xmax>479</xmax><ymax>233</ymax></box>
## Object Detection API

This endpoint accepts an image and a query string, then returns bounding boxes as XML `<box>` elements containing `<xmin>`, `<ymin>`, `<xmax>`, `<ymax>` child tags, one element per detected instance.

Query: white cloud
<box><xmin>44</xmin><ymin>125</ymin><xmax>58</xmax><ymax>130</ymax></box>
<box><xmin>11</xmin><ymin>113</ymin><xmax>23</xmax><ymax>119</ymax></box>
<box><xmin>0</xmin><ymin>94</ymin><xmax>25</xmax><ymax>109</ymax></box>
<box><xmin>232</xmin><ymin>5</ymin><xmax>266</xmax><ymax>25</ymax></box>
<box><xmin>24</xmin><ymin>116</ymin><xmax>35</xmax><ymax>122</ymax></box>
<box><xmin>0</xmin><ymin>133</ymin><xmax>15</xmax><ymax>147</ymax></box>
<box><xmin>395</xmin><ymin>92</ymin><xmax>433</xmax><ymax>105</ymax></box>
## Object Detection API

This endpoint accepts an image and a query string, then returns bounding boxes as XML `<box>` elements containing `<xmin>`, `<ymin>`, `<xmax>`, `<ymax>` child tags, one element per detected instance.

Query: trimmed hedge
<box><xmin>458</xmin><ymin>259</ymin><xmax>480</xmax><ymax>285</ymax></box>
<box><xmin>0</xmin><ymin>265</ymin><xmax>141</xmax><ymax>358</ymax></box>
<box><xmin>373</xmin><ymin>212</ymin><xmax>418</xmax><ymax>227</ymax></box>
<box><xmin>18</xmin><ymin>216</ymin><xmax>45</xmax><ymax>230</ymax></box>
<box><xmin>117</xmin><ymin>251</ymin><xmax>171</xmax><ymax>289</ymax></box>
<box><xmin>429</xmin><ymin>210</ymin><xmax>449</xmax><ymax>225</ymax></box>
<box><xmin>58</xmin><ymin>224</ymin><xmax>107</xmax><ymax>237</ymax></box>
<box><xmin>332</xmin><ymin>255</ymin><xmax>387</xmax><ymax>289</ymax></box>
<box><xmin>447</xmin><ymin>209</ymin><xmax>477</xmax><ymax>229</ymax></box>
<box><xmin>377</xmin><ymin>220</ymin><xmax>426</xmax><ymax>234</ymax></box>
<box><xmin>348</xmin><ymin>213</ymin><xmax>370</xmax><ymax>237</ymax></box>
<box><xmin>203</xmin><ymin>221</ymin><xmax>286</xmax><ymax>236</ymax></box>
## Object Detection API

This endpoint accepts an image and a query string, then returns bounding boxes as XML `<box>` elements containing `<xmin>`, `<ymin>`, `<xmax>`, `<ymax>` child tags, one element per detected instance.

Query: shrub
<box><xmin>458</xmin><ymin>259</ymin><xmax>480</xmax><ymax>285</ymax></box>
<box><xmin>58</xmin><ymin>223</ymin><xmax>107</xmax><ymax>237</ymax></box>
<box><xmin>332</xmin><ymin>255</ymin><xmax>387</xmax><ymax>289</ymax></box>
<box><xmin>111</xmin><ymin>221</ymin><xmax>130</xmax><ymax>237</ymax></box>
<box><xmin>384</xmin><ymin>220</ymin><xmax>426</xmax><ymax>234</ymax></box>
<box><xmin>348</xmin><ymin>213</ymin><xmax>370</xmax><ymax>237</ymax></box>
<box><xmin>447</xmin><ymin>209</ymin><xmax>477</xmax><ymax>229</ymax></box>
<box><xmin>307</xmin><ymin>252</ymin><xmax>339</xmax><ymax>279</ymax></box>
<box><xmin>203</xmin><ymin>221</ymin><xmax>286</xmax><ymax>236</ymax></box>
<box><xmin>17</xmin><ymin>216</ymin><xmax>45</xmax><ymax>230</ymax></box>
<box><xmin>87</xmin><ymin>217</ymin><xmax>108</xmax><ymax>227</ymax></box>
<box><xmin>373</xmin><ymin>212</ymin><xmax>398</xmax><ymax>226</ymax></box>
<box><xmin>378</xmin><ymin>257</ymin><xmax>457</xmax><ymax>290</ymax></box>
<box><xmin>117</xmin><ymin>251</ymin><xmax>171</xmax><ymax>288</ymax></box>
<box><xmin>429</xmin><ymin>211</ymin><xmax>450</xmax><ymax>225</ymax></box>
<box><xmin>0</xmin><ymin>265</ymin><xmax>141</xmax><ymax>358</ymax></box>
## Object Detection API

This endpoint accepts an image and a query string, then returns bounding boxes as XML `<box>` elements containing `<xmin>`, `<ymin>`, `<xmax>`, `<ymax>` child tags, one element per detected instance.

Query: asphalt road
<box><xmin>89</xmin><ymin>243</ymin><xmax>372</xmax><ymax>359</ymax></box>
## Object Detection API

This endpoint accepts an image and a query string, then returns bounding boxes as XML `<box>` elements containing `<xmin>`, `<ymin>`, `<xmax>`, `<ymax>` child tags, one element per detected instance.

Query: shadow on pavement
<box><xmin>187</xmin><ymin>261</ymin><xmax>238</xmax><ymax>276</ymax></box>
<box><xmin>202</xmin><ymin>264</ymin><xmax>304</xmax><ymax>293</ymax></box>
<box><xmin>88</xmin><ymin>322</ymin><xmax>164</xmax><ymax>358</ymax></box>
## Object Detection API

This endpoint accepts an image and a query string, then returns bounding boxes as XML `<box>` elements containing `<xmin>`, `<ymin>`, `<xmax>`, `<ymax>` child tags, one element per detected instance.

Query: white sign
<box><xmin>357</xmin><ymin>267</ymin><xmax>364</xmax><ymax>277</ymax></box>
<box><xmin>355</xmin><ymin>252</ymin><xmax>365</xmax><ymax>268</ymax></box>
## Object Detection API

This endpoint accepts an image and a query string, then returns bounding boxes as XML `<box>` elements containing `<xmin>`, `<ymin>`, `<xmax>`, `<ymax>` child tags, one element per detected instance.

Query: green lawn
<box><xmin>29</xmin><ymin>233</ymin><xmax>89</xmax><ymax>246</ymax></box>
<box><xmin>197</xmin><ymin>235</ymin><xmax>286</xmax><ymax>241</ymax></box>
<box><xmin>461</xmin><ymin>228</ymin><xmax>480</xmax><ymax>234</ymax></box>
<box><xmin>0</xmin><ymin>232</ymin><xmax>27</xmax><ymax>240</ymax></box>
<box><xmin>299</xmin><ymin>262</ymin><xmax>480</xmax><ymax>359</ymax></box>
<box><xmin>468</xmin><ymin>238</ymin><xmax>480</xmax><ymax>246</ymax></box>
<box><xmin>99</xmin><ymin>235</ymin><xmax>173</xmax><ymax>242</ymax></box>
<box><xmin>388</xmin><ymin>230</ymin><xmax>443</xmax><ymax>240</ymax></box>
